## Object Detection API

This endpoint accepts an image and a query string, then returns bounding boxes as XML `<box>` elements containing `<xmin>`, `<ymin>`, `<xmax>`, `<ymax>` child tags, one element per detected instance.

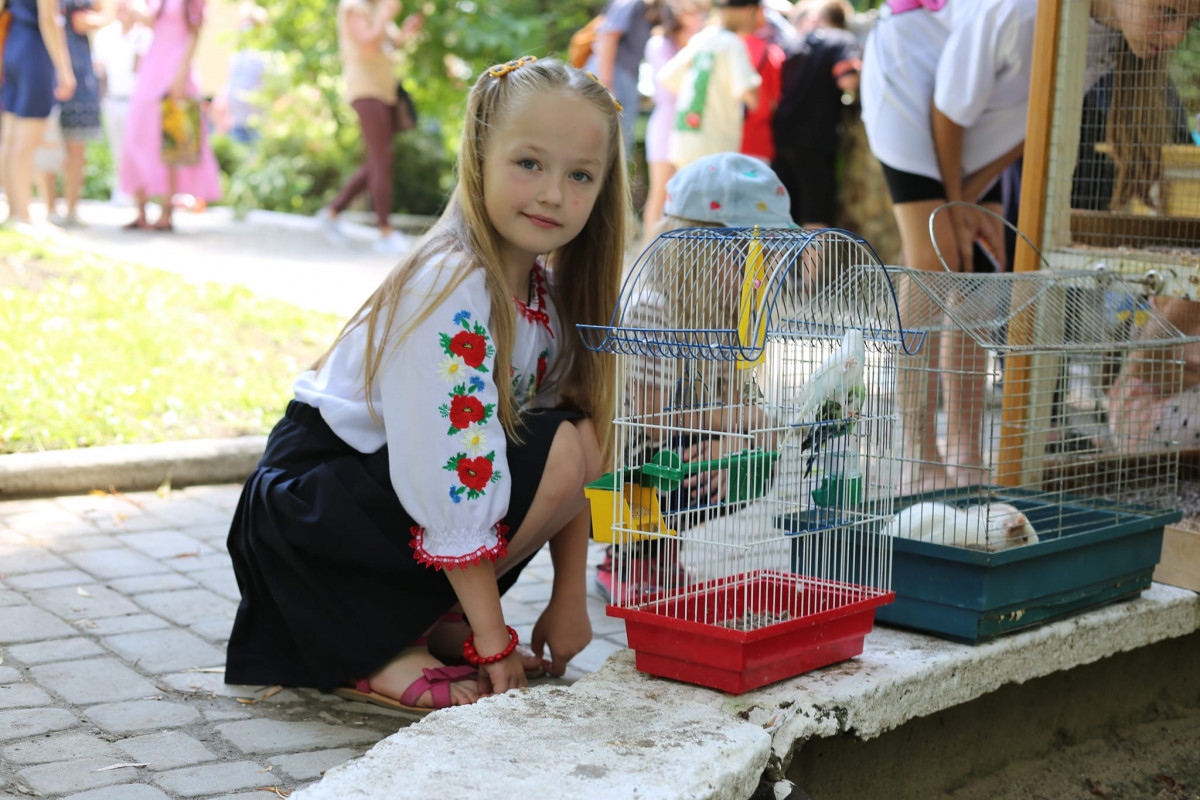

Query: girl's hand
<box><xmin>476</xmin><ymin>651</ymin><xmax>528</xmax><ymax>697</ymax></box>
<box><xmin>531</xmin><ymin>598</ymin><xmax>592</xmax><ymax>677</ymax></box>
<box><xmin>681</xmin><ymin>438</ymin><xmax>730</xmax><ymax>505</ymax></box>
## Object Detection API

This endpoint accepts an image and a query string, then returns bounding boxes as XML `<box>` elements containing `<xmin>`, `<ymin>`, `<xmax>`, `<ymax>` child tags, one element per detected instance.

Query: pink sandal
<box><xmin>333</xmin><ymin>664</ymin><xmax>478</xmax><ymax>716</ymax></box>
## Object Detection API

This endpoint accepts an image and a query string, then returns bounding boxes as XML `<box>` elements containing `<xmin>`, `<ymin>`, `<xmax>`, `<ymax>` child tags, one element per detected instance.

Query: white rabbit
<box><xmin>884</xmin><ymin>501</ymin><xmax>1039</xmax><ymax>551</ymax></box>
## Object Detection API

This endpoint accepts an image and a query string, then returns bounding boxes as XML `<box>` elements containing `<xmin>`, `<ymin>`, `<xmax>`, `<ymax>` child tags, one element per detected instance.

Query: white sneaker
<box><xmin>316</xmin><ymin>208</ymin><xmax>347</xmax><ymax>245</ymax></box>
<box><xmin>373</xmin><ymin>230</ymin><xmax>412</xmax><ymax>256</ymax></box>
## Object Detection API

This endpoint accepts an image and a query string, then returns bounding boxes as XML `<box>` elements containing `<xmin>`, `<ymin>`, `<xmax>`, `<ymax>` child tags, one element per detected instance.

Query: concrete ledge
<box><xmin>0</xmin><ymin>436</ymin><xmax>266</xmax><ymax>498</ymax></box>
<box><xmin>293</xmin><ymin>584</ymin><xmax>1200</xmax><ymax>800</ymax></box>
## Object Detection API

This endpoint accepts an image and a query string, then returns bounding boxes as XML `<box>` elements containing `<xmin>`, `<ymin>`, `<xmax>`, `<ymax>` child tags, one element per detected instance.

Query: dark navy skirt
<box><xmin>225</xmin><ymin>400</ymin><xmax>581</xmax><ymax>690</ymax></box>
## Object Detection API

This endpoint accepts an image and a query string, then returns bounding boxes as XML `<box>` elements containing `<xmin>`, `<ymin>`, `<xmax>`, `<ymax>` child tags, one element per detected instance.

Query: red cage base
<box><xmin>608</xmin><ymin>571</ymin><xmax>893</xmax><ymax>694</ymax></box>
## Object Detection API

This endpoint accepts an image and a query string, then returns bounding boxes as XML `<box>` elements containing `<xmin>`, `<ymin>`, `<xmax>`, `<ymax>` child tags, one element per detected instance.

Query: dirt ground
<box><xmin>945</xmin><ymin>705</ymin><xmax>1200</xmax><ymax>800</ymax></box>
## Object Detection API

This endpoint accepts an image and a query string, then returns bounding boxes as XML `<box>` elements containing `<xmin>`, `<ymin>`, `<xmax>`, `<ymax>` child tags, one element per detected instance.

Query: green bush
<box><xmin>83</xmin><ymin>139</ymin><xmax>115</xmax><ymax>201</ymax></box>
<box><xmin>218</xmin><ymin>56</ymin><xmax>453</xmax><ymax>218</ymax></box>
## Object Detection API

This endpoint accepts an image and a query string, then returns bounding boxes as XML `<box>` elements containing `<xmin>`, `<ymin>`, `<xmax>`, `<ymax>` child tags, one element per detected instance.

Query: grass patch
<box><xmin>0</xmin><ymin>231</ymin><xmax>345</xmax><ymax>454</ymax></box>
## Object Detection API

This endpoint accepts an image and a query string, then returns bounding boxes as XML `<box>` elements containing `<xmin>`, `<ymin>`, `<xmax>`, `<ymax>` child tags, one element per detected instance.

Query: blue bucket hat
<box><xmin>663</xmin><ymin>152</ymin><xmax>797</xmax><ymax>229</ymax></box>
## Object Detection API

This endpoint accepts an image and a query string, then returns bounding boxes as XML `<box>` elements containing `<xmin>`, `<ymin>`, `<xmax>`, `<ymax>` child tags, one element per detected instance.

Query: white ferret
<box><xmin>884</xmin><ymin>501</ymin><xmax>1039</xmax><ymax>551</ymax></box>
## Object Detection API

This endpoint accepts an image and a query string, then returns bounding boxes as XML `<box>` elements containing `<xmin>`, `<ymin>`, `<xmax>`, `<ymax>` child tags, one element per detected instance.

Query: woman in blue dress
<box><xmin>0</xmin><ymin>0</ymin><xmax>76</xmax><ymax>227</ymax></box>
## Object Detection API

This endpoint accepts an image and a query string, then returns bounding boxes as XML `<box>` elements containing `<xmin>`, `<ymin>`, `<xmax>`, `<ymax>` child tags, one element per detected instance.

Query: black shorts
<box><xmin>880</xmin><ymin>162</ymin><xmax>1004</xmax><ymax>206</ymax></box>
<box><xmin>880</xmin><ymin>162</ymin><xmax>1006</xmax><ymax>271</ymax></box>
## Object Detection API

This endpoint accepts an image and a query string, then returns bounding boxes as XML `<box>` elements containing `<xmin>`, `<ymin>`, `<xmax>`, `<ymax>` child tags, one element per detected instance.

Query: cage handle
<box><xmin>927</xmin><ymin>201</ymin><xmax>1052</xmax><ymax>274</ymax></box>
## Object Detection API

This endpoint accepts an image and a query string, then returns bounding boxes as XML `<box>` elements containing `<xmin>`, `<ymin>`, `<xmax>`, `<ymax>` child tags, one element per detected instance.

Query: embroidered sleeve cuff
<box><xmin>409</xmin><ymin>523</ymin><xmax>510</xmax><ymax>570</ymax></box>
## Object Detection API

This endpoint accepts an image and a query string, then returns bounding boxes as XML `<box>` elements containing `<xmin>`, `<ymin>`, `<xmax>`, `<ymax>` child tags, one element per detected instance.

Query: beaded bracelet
<box><xmin>462</xmin><ymin>625</ymin><xmax>519</xmax><ymax>666</ymax></box>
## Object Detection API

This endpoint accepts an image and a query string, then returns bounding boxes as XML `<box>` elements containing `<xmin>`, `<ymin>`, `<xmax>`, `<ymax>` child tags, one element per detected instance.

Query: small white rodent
<box><xmin>884</xmin><ymin>501</ymin><xmax>1039</xmax><ymax>551</ymax></box>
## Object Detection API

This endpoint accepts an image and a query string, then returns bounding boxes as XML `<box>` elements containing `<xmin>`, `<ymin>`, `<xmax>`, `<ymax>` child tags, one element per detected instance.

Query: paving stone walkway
<box><xmin>0</xmin><ymin>203</ymin><xmax>628</xmax><ymax>798</ymax></box>
<box><xmin>0</xmin><ymin>485</ymin><xmax>625</xmax><ymax>799</ymax></box>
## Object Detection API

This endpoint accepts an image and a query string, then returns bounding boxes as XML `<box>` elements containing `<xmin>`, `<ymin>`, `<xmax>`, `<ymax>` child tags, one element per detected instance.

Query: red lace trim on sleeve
<box><xmin>514</xmin><ymin>263</ymin><xmax>554</xmax><ymax>337</ymax></box>
<box><xmin>409</xmin><ymin>523</ymin><xmax>510</xmax><ymax>571</ymax></box>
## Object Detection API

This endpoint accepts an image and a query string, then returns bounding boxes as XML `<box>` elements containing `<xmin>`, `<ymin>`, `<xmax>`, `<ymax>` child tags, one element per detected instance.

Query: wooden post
<box><xmin>997</xmin><ymin>0</ymin><xmax>1064</xmax><ymax>488</ymax></box>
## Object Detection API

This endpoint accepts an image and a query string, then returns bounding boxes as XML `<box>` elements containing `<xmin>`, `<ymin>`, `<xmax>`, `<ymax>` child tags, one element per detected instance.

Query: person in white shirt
<box><xmin>223</xmin><ymin>57</ymin><xmax>631</xmax><ymax>715</ymax></box>
<box><xmin>91</xmin><ymin>0</ymin><xmax>151</xmax><ymax>205</ymax></box>
<box><xmin>860</xmin><ymin>0</ymin><xmax>1037</xmax><ymax>493</ymax></box>
<box><xmin>659</xmin><ymin>0</ymin><xmax>761</xmax><ymax>169</ymax></box>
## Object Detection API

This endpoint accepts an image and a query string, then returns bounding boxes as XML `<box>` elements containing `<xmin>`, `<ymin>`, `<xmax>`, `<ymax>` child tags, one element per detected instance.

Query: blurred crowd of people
<box><xmin>586</xmin><ymin>0</ymin><xmax>866</xmax><ymax>236</ymax></box>
<box><xmin>0</xmin><ymin>0</ymin><xmax>246</xmax><ymax>233</ymax></box>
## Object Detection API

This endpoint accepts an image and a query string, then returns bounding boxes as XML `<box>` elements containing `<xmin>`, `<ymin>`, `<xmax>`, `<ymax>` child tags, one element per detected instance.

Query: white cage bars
<box><xmin>886</xmin><ymin>265</ymin><xmax>1197</xmax><ymax>551</ymax></box>
<box><xmin>579</xmin><ymin>228</ymin><xmax>906</xmax><ymax>691</ymax></box>
<box><xmin>1020</xmin><ymin>0</ymin><xmax>1200</xmax><ymax>298</ymax></box>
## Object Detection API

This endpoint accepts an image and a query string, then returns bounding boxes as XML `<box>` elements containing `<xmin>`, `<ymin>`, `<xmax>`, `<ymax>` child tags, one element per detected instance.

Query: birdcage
<box><xmin>579</xmin><ymin>227</ymin><xmax>906</xmax><ymax>694</ymax></box>
<box><xmin>880</xmin><ymin>257</ymin><xmax>1195</xmax><ymax>643</ymax></box>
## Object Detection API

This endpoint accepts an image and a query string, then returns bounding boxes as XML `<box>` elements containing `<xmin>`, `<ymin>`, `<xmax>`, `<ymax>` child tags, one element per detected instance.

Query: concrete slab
<box><xmin>293</xmin><ymin>584</ymin><xmax>1200</xmax><ymax>800</ymax></box>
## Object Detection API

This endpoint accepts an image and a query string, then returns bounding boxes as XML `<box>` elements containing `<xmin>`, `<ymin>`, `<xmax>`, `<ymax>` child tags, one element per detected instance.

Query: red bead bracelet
<box><xmin>462</xmin><ymin>625</ymin><xmax>519</xmax><ymax>666</ymax></box>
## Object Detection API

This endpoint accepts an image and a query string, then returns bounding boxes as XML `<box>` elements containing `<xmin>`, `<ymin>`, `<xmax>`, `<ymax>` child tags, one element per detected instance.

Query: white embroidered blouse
<box><xmin>293</xmin><ymin>253</ymin><xmax>562</xmax><ymax>569</ymax></box>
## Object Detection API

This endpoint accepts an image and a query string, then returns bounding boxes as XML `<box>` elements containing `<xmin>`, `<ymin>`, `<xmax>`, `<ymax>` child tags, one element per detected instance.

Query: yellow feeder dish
<box><xmin>584</xmin><ymin>472</ymin><xmax>675</xmax><ymax>544</ymax></box>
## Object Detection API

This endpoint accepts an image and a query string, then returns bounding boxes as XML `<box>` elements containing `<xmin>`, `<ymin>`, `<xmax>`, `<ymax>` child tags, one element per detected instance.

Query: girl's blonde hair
<box><xmin>316</xmin><ymin>57</ymin><xmax>630</xmax><ymax>461</ymax></box>
<box><xmin>1105</xmin><ymin>44</ymin><xmax>1177</xmax><ymax>212</ymax></box>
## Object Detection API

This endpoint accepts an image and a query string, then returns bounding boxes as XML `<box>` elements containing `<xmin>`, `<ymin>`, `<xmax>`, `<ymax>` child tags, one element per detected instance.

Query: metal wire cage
<box><xmin>579</xmin><ymin>226</ymin><xmax>906</xmax><ymax>693</ymax></box>
<box><xmin>1021</xmin><ymin>0</ymin><xmax>1200</xmax><ymax>300</ymax></box>
<box><xmin>886</xmin><ymin>264</ymin><xmax>1197</xmax><ymax>548</ymax></box>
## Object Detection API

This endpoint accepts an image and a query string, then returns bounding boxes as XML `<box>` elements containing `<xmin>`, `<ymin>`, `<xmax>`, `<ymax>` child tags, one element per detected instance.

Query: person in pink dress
<box><xmin>119</xmin><ymin>0</ymin><xmax>220</xmax><ymax>231</ymax></box>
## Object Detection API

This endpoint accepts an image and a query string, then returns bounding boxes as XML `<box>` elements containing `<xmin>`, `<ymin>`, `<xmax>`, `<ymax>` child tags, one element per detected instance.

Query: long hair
<box><xmin>314</xmin><ymin>57</ymin><xmax>630</xmax><ymax>461</ymax></box>
<box><xmin>1104</xmin><ymin>41</ymin><xmax>1176</xmax><ymax>211</ymax></box>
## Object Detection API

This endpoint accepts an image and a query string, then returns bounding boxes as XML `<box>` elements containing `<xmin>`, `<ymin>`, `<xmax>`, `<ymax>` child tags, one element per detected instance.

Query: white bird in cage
<box><xmin>790</xmin><ymin>328</ymin><xmax>866</xmax><ymax>475</ymax></box>
<box><xmin>885</xmin><ymin>501</ymin><xmax>1039</xmax><ymax>551</ymax></box>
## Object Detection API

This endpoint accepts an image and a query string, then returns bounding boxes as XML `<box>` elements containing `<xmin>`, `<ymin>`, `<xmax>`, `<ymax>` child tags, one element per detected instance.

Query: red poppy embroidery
<box><xmin>448</xmin><ymin>394</ymin><xmax>487</xmax><ymax>429</ymax></box>
<box><xmin>685</xmin><ymin>111</ymin><xmax>701</xmax><ymax>129</ymax></box>
<box><xmin>449</xmin><ymin>330</ymin><xmax>488</xmax><ymax>368</ymax></box>
<box><xmin>456</xmin><ymin>456</ymin><xmax>494</xmax><ymax>491</ymax></box>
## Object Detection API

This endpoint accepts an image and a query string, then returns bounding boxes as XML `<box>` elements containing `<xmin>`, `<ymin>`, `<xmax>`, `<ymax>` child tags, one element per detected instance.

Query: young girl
<box><xmin>225</xmin><ymin>56</ymin><xmax>630</xmax><ymax>713</ymax></box>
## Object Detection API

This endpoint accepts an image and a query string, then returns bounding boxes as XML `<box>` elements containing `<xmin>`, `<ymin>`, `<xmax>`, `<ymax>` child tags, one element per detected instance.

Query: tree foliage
<box><xmin>224</xmin><ymin>1</ymin><xmax>604</xmax><ymax>214</ymax></box>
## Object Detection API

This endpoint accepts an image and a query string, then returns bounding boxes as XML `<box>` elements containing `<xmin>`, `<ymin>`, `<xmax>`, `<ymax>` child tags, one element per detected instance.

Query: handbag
<box><xmin>0</xmin><ymin>10</ymin><xmax>12</xmax><ymax>81</ymax></box>
<box><xmin>161</xmin><ymin>97</ymin><xmax>203</xmax><ymax>166</ymax></box>
<box><xmin>394</xmin><ymin>82</ymin><xmax>417</xmax><ymax>133</ymax></box>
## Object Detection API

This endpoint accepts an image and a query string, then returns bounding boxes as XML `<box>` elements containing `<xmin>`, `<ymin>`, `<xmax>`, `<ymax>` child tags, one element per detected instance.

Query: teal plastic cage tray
<box><xmin>869</xmin><ymin>487</ymin><xmax>1176</xmax><ymax>644</ymax></box>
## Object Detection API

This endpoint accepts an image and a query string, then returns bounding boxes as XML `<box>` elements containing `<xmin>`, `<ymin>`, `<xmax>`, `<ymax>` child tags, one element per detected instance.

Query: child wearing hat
<box><xmin>657</xmin><ymin>0</ymin><xmax>763</xmax><ymax>169</ymax></box>
<box><xmin>595</xmin><ymin>151</ymin><xmax>794</xmax><ymax>601</ymax></box>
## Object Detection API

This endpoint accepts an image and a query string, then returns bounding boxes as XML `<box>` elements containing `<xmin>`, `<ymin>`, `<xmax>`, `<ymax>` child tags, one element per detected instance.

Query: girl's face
<box><xmin>1116</xmin><ymin>0</ymin><xmax>1200</xmax><ymax>58</ymax></box>
<box><xmin>483</xmin><ymin>90</ymin><xmax>610</xmax><ymax>286</ymax></box>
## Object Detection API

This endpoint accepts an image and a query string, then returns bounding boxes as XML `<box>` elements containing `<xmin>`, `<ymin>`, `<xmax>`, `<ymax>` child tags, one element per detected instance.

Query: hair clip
<box><xmin>585</xmin><ymin>72</ymin><xmax>623</xmax><ymax>112</ymax></box>
<box><xmin>488</xmin><ymin>55</ymin><xmax>538</xmax><ymax>79</ymax></box>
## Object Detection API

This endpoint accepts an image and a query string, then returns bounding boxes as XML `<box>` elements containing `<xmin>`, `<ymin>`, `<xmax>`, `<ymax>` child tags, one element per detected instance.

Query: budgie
<box><xmin>800</xmin><ymin>385</ymin><xmax>867</xmax><ymax>477</ymax></box>
<box><xmin>791</xmin><ymin>329</ymin><xmax>867</xmax><ymax>476</ymax></box>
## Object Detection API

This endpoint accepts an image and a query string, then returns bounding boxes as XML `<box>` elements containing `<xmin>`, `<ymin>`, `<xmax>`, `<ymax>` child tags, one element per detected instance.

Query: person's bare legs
<box><xmin>893</xmin><ymin>198</ymin><xmax>995</xmax><ymax>491</ymax></box>
<box><xmin>893</xmin><ymin>198</ymin><xmax>955</xmax><ymax>493</ymax></box>
<box><xmin>2</xmin><ymin>115</ymin><xmax>50</xmax><ymax>223</ymax></box>
<box><xmin>153</xmin><ymin>168</ymin><xmax>178</xmax><ymax>229</ymax></box>
<box><xmin>39</xmin><ymin>171</ymin><xmax>60</xmax><ymax>217</ymax></box>
<box><xmin>126</xmin><ymin>188</ymin><xmax>150</xmax><ymax>228</ymax></box>
<box><xmin>63</xmin><ymin>140</ymin><xmax>87</xmax><ymax>219</ymax></box>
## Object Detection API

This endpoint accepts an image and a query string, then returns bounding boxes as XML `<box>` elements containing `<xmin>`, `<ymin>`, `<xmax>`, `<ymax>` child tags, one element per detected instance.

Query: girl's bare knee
<box><xmin>570</xmin><ymin>417</ymin><xmax>604</xmax><ymax>484</ymax></box>
<box><xmin>544</xmin><ymin>421</ymin><xmax>588</xmax><ymax>503</ymax></box>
